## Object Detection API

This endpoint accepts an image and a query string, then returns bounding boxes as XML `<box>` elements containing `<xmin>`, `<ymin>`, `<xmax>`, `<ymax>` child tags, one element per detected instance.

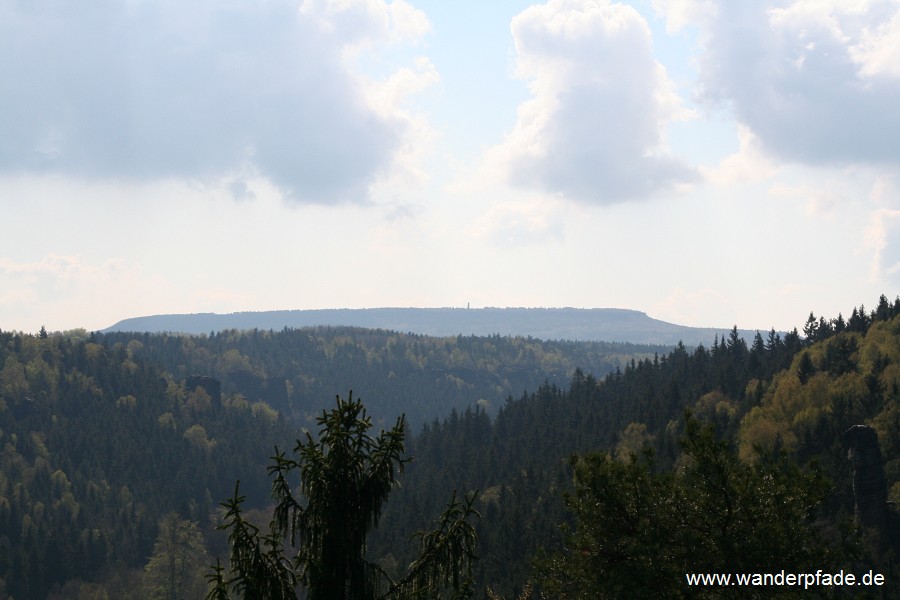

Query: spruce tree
<box><xmin>209</xmin><ymin>392</ymin><xmax>479</xmax><ymax>600</ymax></box>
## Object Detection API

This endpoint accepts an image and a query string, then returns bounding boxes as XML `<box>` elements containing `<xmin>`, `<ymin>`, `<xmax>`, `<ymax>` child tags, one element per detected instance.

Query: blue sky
<box><xmin>2</xmin><ymin>0</ymin><xmax>899</xmax><ymax>334</ymax></box>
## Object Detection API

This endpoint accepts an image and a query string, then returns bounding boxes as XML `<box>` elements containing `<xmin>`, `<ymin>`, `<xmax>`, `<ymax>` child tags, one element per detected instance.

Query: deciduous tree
<box><xmin>144</xmin><ymin>512</ymin><xmax>211</xmax><ymax>600</ymax></box>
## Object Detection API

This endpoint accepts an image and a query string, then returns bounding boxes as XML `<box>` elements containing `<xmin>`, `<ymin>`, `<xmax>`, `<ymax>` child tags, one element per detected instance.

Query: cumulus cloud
<box><xmin>651</xmin><ymin>0</ymin><xmax>717</xmax><ymax>34</ymax></box>
<box><xmin>469</xmin><ymin>197</ymin><xmax>566</xmax><ymax>246</ymax></box>
<box><xmin>0</xmin><ymin>0</ymin><xmax>432</xmax><ymax>204</ymax></box>
<box><xmin>700</xmin><ymin>125</ymin><xmax>777</xmax><ymax>185</ymax></box>
<box><xmin>863</xmin><ymin>175</ymin><xmax>900</xmax><ymax>283</ymax></box>
<box><xmin>851</xmin><ymin>7</ymin><xmax>900</xmax><ymax>78</ymax></box>
<box><xmin>866</xmin><ymin>208</ymin><xmax>900</xmax><ymax>283</ymax></box>
<box><xmin>487</xmin><ymin>0</ymin><xmax>696</xmax><ymax>205</ymax></box>
<box><xmin>684</xmin><ymin>0</ymin><xmax>900</xmax><ymax>166</ymax></box>
<box><xmin>364</xmin><ymin>56</ymin><xmax>440</xmax><ymax>199</ymax></box>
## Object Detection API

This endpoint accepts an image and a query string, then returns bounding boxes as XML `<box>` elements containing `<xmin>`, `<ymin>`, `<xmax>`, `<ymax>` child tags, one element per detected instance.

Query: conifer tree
<box><xmin>209</xmin><ymin>392</ymin><xmax>479</xmax><ymax>600</ymax></box>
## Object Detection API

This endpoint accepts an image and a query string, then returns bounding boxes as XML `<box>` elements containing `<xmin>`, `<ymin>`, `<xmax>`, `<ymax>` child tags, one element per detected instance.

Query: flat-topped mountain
<box><xmin>105</xmin><ymin>307</ymin><xmax>764</xmax><ymax>346</ymax></box>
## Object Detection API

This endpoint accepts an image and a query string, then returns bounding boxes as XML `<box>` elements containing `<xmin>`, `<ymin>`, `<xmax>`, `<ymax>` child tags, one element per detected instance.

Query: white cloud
<box><xmin>487</xmin><ymin>0</ymin><xmax>696</xmax><ymax>205</ymax></box>
<box><xmin>863</xmin><ymin>174</ymin><xmax>900</xmax><ymax>283</ymax></box>
<box><xmin>384</xmin><ymin>0</ymin><xmax>433</xmax><ymax>43</ymax></box>
<box><xmin>700</xmin><ymin>125</ymin><xmax>777</xmax><ymax>185</ymax></box>
<box><xmin>691</xmin><ymin>0</ymin><xmax>900</xmax><ymax>166</ymax></box>
<box><xmin>652</xmin><ymin>0</ymin><xmax>717</xmax><ymax>33</ymax></box>
<box><xmin>299</xmin><ymin>0</ymin><xmax>431</xmax><ymax>53</ymax></box>
<box><xmin>469</xmin><ymin>196</ymin><xmax>566</xmax><ymax>246</ymax></box>
<box><xmin>769</xmin><ymin>181</ymin><xmax>848</xmax><ymax>217</ymax></box>
<box><xmin>364</xmin><ymin>56</ymin><xmax>440</xmax><ymax>202</ymax></box>
<box><xmin>866</xmin><ymin>208</ymin><xmax>900</xmax><ymax>283</ymax></box>
<box><xmin>0</xmin><ymin>0</ymin><xmax>433</xmax><ymax>205</ymax></box>
<box><xmin>851</xmin><ymin>5</ymin><xmax>900</xmax><ymax>78</ymax></box>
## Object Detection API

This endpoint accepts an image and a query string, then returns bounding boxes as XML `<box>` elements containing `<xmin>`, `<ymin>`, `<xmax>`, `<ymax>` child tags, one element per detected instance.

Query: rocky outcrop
<box><xmin>186</xmin><ymin>375</ymin><xmax>222</xmax><ymax>404</ymax></box>
<box><xmin>843</xmin><ymin>425</ymin><xmax>888</xmax><ymax>531</ymax></box>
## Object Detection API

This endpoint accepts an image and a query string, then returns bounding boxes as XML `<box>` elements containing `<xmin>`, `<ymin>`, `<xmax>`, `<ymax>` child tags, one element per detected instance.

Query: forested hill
<box><xmin>104</xmin><ymin>307</ymin><xmax>761</xmax><ymax>347</ymax></box>
<box><xmin>0</xmin><ymin>328</ymin><xmax>297</xmax><ymax>598</ymax></box>
<box><xmin>371</xmin><ymin>295</ymin><xmax>900</xmax><ymax>595</ymax></box>
<box><xmin>98</xmin><ymin>327</ymin><xmax>668</xmax><ymax>430</ymax></box>
<box><xmin>0</xmin><ymin>323</ymin><xmax>666</xmax><ymax>597</ymax></box>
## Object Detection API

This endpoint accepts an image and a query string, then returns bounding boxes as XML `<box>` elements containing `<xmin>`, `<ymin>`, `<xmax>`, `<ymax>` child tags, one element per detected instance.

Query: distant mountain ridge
<box><xmin>105</xmin><ymin>307</ymin><xmax>765</xmax><ymax>347</ymax></box>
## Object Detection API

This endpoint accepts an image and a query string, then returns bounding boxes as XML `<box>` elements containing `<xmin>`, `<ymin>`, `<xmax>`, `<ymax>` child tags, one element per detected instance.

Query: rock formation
<box><xmin>185</xmin><ymin>374</ymin><xmax>222</xmax><ymax>405</ymax></box>
<box><xmin>842</xmin><ymin>424</ymin><xmax>888</xmax><ymax>532</ymax></box>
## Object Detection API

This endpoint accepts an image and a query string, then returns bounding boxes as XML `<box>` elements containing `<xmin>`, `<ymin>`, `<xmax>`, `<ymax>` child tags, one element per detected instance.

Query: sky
<box><xmin>1</xmin><ymin>0</ymin><xmax>899</xmax><ymax>334</ymax></box>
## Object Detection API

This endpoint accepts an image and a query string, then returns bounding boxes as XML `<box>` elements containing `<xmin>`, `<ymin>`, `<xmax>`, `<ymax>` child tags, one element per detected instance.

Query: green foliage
<box><xmin>738</xmin><ymin>316</ymin><xmax>900</xmax><ymax>484</ymax></box>
<box><xmin>143</xmin><ymin>513</ymin><xmax>211</xmax><ymax>600</ymax></box>
<box><xmin>209</xmin><ymin>484</ymin><xmax>297</xmax><ymax>600</ymax></box>
<box><xmin>537</xmin><ymin>416</ymin><xmax>843</xmax><ymax>599</ymax></box>
<box><xmin>384</xmin><ymin>491</ymin><xmax>480</xmax><ymax>600</ymax></box>
<box><xmin>614</xmin><ymin>422</ymin><xmax>654</xmax><ymax>458</ymax></box>
<box><xmin>284</xmin><ymin>392</ymin><xmax>408</xmax><ymax>599</ymax></box>
<box><xmin>183</xmin><ymin>424</ymin><xmax>217</xmax><ymax>452</ymax></box>
<box><xmin>0</xmin><ymin>329</ymin><xmax>294</xmax><ymax>599</ymax></box>
<box><xmin>98</xmin><ymin>327</ymin><xmax>664</xmax><ymax>430</ymax></box>
<box><xmin>209</xmin><ymin>392</ymin><xmax>480</xmax><ymax>600</ymax></box>
<box><xmin>385</xmin><ymin>298</ymin><xmax>899</xmax><ymax>594</ymax></box>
